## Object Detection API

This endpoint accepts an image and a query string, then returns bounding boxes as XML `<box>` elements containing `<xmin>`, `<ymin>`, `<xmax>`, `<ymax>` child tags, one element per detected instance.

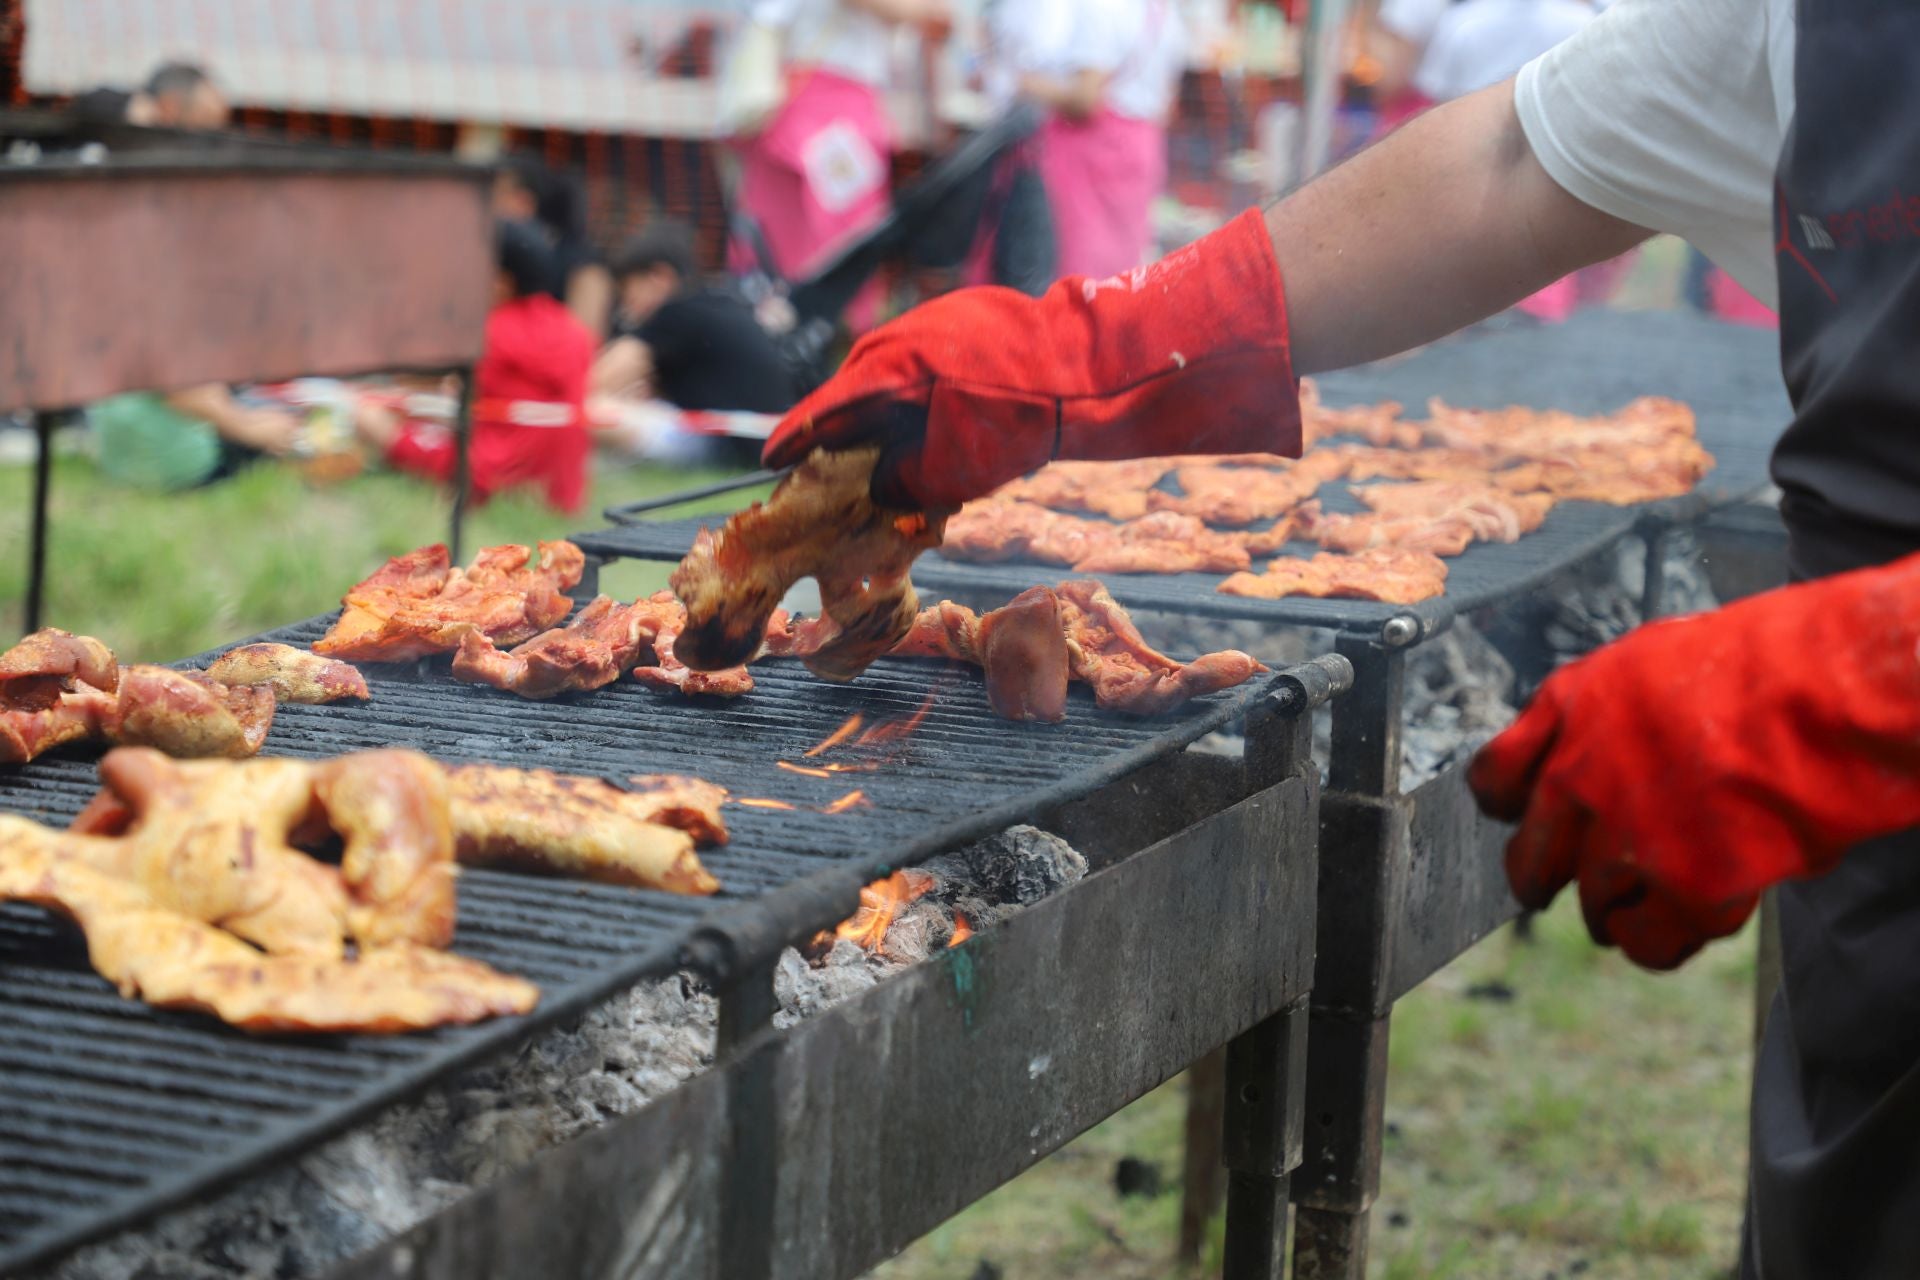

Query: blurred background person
<box><xmin>1005</xmin><ymin>0</ymin><xmax>1187</xmax><ymax>281</ymax></box>
<box><xmin>726</xmin><ymin>0</ymin><xmax>952</xmax><ymax>330</ymax></box>
<box><xmin>143</xmin><ymin>60</ymin><xmax>229</xmax><ymax>129</ymax></box>
<box><xmin>358</xmin><ymin>220</ymin><xmax>595</xmax><ymax>513</ymax></box>
<box><xmin>87</xmin><ymin>384</ymin><xmax>301</xmax><ymax>491</ymax></box>
<box><xmin>493</xmin><ymin>154</ymin><xmax>614</xmax><ymax>340</ymax></box>
<box><xmin>592</xmin><ymin>219</ymin><xmax>798</xmax><ymax>415</ymax></box>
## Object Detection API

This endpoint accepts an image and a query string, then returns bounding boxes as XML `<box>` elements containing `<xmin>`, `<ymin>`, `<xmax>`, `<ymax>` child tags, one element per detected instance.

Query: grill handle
<box><xmin>1250</xmin><ymin>651</ymin><xmax>1354</xmax><ymax>721</ymax></box>
<box><xmin>602</xmin><ymin>467</ymin><xmax>791</xmax><ymax>525</ymax></box>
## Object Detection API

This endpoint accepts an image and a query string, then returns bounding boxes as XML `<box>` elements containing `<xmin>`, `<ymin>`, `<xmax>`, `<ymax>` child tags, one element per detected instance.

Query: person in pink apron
<box><xmin>729</xmin><ymin>0</ymin><xmax>951</xmax><ymax>331</ymax></box>
<box><xmin>1008</xmin><ymin>0</ymin><xmax>1187</xmax><ymax>281</ymax></box>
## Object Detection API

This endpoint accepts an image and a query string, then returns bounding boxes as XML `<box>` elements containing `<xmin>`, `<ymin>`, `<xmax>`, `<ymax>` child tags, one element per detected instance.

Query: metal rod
<box><xmin>602</xmin><ymin>467</ymin><xmax>788</xmax><ymax>525</ymax></box>
<box><xmin>1298</xmin><ymin>0</ymin><xmax>1352</xmax><ymax>182</ymax></box>
<box><xmin>448</xmin><ymin>366</ymin><xmax>474</xmax><ymax>564</ymax></box>
<box><xmin>1640</xmin><ymin>526</ymin><xmax>1673</xmax><ymax>621</ymax></box>
<box><xmin>24</xmin><ymin>411</ymin><xmax>56</xmax><ymax>634</ymax></box>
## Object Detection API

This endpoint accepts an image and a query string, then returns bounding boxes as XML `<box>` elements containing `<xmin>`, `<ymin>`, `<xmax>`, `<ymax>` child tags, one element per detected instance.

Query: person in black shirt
<box><xmin>592</xmin><ymin>220</ymin><xmax>799</xmax><ymax>416</ymax></box>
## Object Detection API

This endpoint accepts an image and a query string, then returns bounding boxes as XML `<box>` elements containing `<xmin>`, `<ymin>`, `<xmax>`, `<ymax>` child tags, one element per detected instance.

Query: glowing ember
<box><xmin>804</xmin><ymin>714</ymin><xmax>864</xmax><ymax>757</ymax></box>
<box><xmin>821</xmin><ymin>760</ymin><xmax>883</xmax><ymax>774</ymax></box>
<box><xmin>776</xmin><ymin>761</ymin><xmax>834</xmax><ymax>779</ymax></box>
<box><xmin>833</xmin><ymin>869</ymin><xmax>935</xmax><ymax>952</ymax></box>
<box><xmin>857</xmin><ymin>691</ymin><xmax>937</xmax><ymax>746</ymax></box>
<box><xmin>948</xmin><ymin>913</ymin><xmax>974</xmax><ymax>947</ymax></box>
<box><xmin>819</xmin><ymin>789</ymin><xmax>868</xmax><ymax>814</ymax></box>
<box><xmin>737</xmin><ymin>797</ymin><xmax>798</xmax><ymax>811</ymax></box>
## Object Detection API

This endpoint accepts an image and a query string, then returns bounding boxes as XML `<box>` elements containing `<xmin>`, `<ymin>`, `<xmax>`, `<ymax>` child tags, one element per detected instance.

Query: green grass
<box><xmin>873</xmin><ymin>897</ymin><xmax>1755</xmax><ymax>1280</ymax></box>
<box><xmin>0</xmin><ymin>450</ymin><xmax>764</xmax><ymax>659</ymax></box>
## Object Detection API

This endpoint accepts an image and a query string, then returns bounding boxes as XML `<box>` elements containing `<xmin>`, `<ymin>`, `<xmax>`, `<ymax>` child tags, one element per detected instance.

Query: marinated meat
<box><xmin>941</xmin><ymin>501</ymin><xmax>1254</xmax><ymax>574</ymax></box>
<box><xmin>65</xmin><ymin>747</ymin><xmax>455</xmax><ymax>957</ymax></box>
<box><xmin>453</xmin><ymin>595</ymin><xmax>651</xmax><ymax>698</ymax></box>
<box><xmin>671</xmin><ymin>447</ymin><xmax>947</xmax><ymax>682</ymax></box>
<box><xmin>0</xmin><ymin>628</ymin><xmax>117</xmax><ymax>710</ymax></box>
<box><xmin>315</xmin><ymin>541</ymin><xmax>584</xmax><ymax>663</ymax></box>
<box><xmin>1219</xmin><ymin>548</ymin><xmax>1450</xmax><ymax>604</ymax></box>
<box><xmin>1301</xmin><ymin>379</ymin><xmax>1419</xmax><ymax>449</ymax></box>
<box><xmin>447</xmin><ymin>765</ymin><xmax>721</xmax><ymax>894</ymax></box>
<box><xmin>204</xmin><ymin>643</ymin><xmax>370</xmax><ymax>704</ymax></box>
<box><xmin>1053</xmin><ymin>580</ymin><xmax>1268</xmax><ymax>715</ymax></box>
<box><xmin>1146</xmin><ymin>452</ymin><xmax>1350</xmax><ymax>526</ymax></box>
<box><xmin>628</xmin><ymin>592</ymin><xmax>762</xmax><ymax>697</ymax></box>
<box><xmin>992</xmin><ymin>459</ymin><xmax>1181</xmax><ymax>519</ymax></box>
<box><xmin>622</xmin><ymin>773</ymin><xmax>732</xmax><ymax>846</ymax></box>
<box><xmin>1307</xmin><ymin>482</ymin><xmax>1558</xmax><ymax>556</ymax></box>
<box><xmin>0</xmin><ymin>831</ymin><xmax>534</xmax><ymax>1034</ymax></box>
<box><xmin>890</xmin><ymin>581</ymin><xmax>1266</xmax><ymax>720</ymax></box>
<box><xmin>1</xmin><ymin>665</ymin><xmax>275</xmax><ymax>765</ymax></box>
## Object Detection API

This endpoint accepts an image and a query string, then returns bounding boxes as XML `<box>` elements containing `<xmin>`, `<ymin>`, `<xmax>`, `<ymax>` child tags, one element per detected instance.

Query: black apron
<box><xmin>1746</xmin><ymin>2</ymin><xmax>1920</xmax><ymax>1275</ymax></box>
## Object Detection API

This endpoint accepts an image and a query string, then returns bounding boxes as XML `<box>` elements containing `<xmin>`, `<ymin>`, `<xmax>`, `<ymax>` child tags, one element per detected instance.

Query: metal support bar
<box><xmin>1298</xmin><ymin>0</ymin><xmax>1353</xmax><ymax>183</ymax></box>
<box><xmin>602</xmin><ymin>467</ymin><xmax>785</xmax><ymax>524</ymax></box>
<box><xmin>1291</xmin><ymin>1013</ymin><xmax>1392</xmax><ymax>1280</ymax></box>
<box><xmin>1328</xmin><ymin>639</ymin><xmax>1405</xmax><ymax>796</ymax></box>
<box><xmin>1640</xmin><ymin>526</ymin><xmax>1673</xmax><ymax>622</ymax></box>
<box><xmin>1179</xmin><ymin>1047</ymin><xmax>1228</xmax><ymax>1265</ymax></box>
<box><xmin>717</xmin><ymin>956</ymin><xmax>780</xmax><ymax>1280</ymax></box>
<box><xmin>1222</xmin><ymin>999</ymin><xmax>1311</xmax><ymax>1280</ymax></box>
<box><xmin>23</xmin><ymin>411</ymin><xmax>56</xmax><ymax>634</ymax></box>
<box><xmin>448</xmin><ymin>365</ymin><xmax>474</xmax><ymax>564</ymax></box>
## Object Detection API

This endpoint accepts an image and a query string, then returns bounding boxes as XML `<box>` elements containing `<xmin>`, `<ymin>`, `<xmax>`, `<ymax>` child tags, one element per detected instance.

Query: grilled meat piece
<box><xmin>65</xmin><ymin>747</ymin><xmax>456</xmax><ymax>956</ymax></box>
<box><xmin>628</xmin><ymin>591</ymin><xmax>764</xmax><ymax>697</ymax></box>
<box><xmin>1053</xmin><ymin>580</ymin><xmax>1268</xmax><ymax>715</ymax></box>
<box><xmin>1306</xmin><ymin>482</ymin><xmax>1558</xmax><ymax>557</ymax></box>
<box><xmin>0</xmin><ymin>831</ymin><xmax>534</xmax><ymax>1034</ymax></box>
<box><xmin>623</xmin><ymin>773</ymin><xmax>732</xmax><ymax>846</ymax></box>
<box><xmin>316</xmin><ymin>541</ymin><xmax>584</xmax><ymax>662</ymax></box>
<box><xmin>447</xmin><ymin>764</ymin><xmax>722</xmax><ymax>894</ymax></box>
<box><xmin>1219</xmin><ymin>548</ymin><xmax>1450</xmax><ymax>604</ymax></box>
<box><xmin>1146</xmin><ymin>452</ymin><xmax>1350</xmax><ymax>526</ymax></box>
<box><xmin>671</xmin><ymin>447</ymin><xmax>947</xmax><ymax>682</ymax></box>
<box><xmin>204</xmin><ymin>643</ymin><xmax>370</xmax><ymax>704</ymax></box>
<box><xmin>941</xmin><ymin>501</ymin><xmax>1301</xmax><ymax>574</ymax></box>
<box><xmin>1301</xmin><ymin>379</ymin><xmax>1419</xmax><ymax>449</ymax></box>
<box><xmin>991</xmin><ymin>459</ymin><xmax>1181</xmax><ymax>519</ymax></box>
<box><xmin>891</xmin><ymin>581</ymin><xmax>1265</xmax><ymax>720</ymax></box>
<box><xmin>0</xmin><ymin>665</ymin><xmax>275</xmax><ymax>765</ymax></box>
<box><xmin>452</xmin><ymin>595</ymin><xmax>651</xmax><ymax>698</ymax></box>
<box><xmin>0</xmin><ymin>628</ymin><xmax>118</xmax><ymax>711</ymax></box>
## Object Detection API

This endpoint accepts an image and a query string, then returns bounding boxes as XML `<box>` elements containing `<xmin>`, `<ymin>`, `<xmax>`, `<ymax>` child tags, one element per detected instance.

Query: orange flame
<box><xmin>776</xmin><ymin>761</ymin><xmax>834</xmax><ymax>779</ymax></box>
<box><xmin>737</xmin><ymin>797</ymin><xmax>798</xmax><ymax>811</ymax></box>
<box><xmin>948</xmin><ymin>913</ymin><xmax>974</xmax><ymax>947</ymax></box>
<box><xmin>804</xmin><ymin>714</ymin><xmax>864</xmax><ymax>757</ymax></box>
<box><xmin>833</xmin><ymin>870</ymin><xmax>935</xmax><ymax>952</ymax></box>
<box><xmin>857</xmin><ymin>691</ymin><xmax>936</xmax><ymax>746</ymax></box>
<box><xmin>818</xmin><ymin>789</ymin><xmax>868</xmax><ymax>814</ymax></box>
<box><xmin>821</xmin><ymin>760</ymin><xmax>883</xmax><ymax>774</ymax></box>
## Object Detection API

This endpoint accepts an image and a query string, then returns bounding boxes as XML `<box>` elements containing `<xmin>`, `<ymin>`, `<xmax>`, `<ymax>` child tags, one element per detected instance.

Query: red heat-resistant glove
<box><xmin>764</xmin><ymin>209</ymin><xmax>1300</xmax><ymax>509</ymax></box>
<box><xmin>1469</xmin><ymin>550</ymin><xmax>1920</xmax><ymax>969</ymax></box>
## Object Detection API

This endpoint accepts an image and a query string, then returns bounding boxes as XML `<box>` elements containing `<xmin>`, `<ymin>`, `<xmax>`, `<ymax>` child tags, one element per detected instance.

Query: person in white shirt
<box><xmin>761</xmin><ymin>0</ymin><xmax>1920</xmax><ymax>1273</ymax></box>
<box><xmin>997</xmin><ymin>0</ymin><xmax>1188</xmax><ymax>278</ymax></box>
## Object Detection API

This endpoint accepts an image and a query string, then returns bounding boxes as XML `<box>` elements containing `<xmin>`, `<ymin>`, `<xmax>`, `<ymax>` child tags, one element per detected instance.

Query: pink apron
<box><xmin>1036</xmin><ymin>108</ymin><xmax>1167</xmax><ymax>280</ymax></box>
<box><xmin>730</xmin><ymin>68</ymin><xmax>893</xmax><ymax>328</ymax></box>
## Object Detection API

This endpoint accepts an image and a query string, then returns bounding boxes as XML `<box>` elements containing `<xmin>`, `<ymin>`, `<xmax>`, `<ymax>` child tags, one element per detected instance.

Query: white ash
<box><xmin>36</xmin><ymin>827</ymin><xmax>1084</xmax><ymax>1280</ymax></box>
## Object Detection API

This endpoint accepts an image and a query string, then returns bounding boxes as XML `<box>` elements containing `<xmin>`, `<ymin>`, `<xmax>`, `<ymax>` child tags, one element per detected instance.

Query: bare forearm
<box><xmin>1271</xmin><ymin>79</ymin><xmax>1650</xmax><ymax>374</ymax></box>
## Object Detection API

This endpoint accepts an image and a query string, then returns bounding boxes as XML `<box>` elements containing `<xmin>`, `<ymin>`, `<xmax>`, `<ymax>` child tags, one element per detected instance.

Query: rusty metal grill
<box><xmin>0</xmin><ymin>615</ymin><xmax>1273</xmax><ymax>1274</ymax></box>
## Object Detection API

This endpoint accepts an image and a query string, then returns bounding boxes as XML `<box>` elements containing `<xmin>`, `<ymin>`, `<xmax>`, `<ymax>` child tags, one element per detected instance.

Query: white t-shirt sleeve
<box><xmin>1513</xmin><ymin>0</ymin><xmax>1785</xmax><ymax>305</ymax></box>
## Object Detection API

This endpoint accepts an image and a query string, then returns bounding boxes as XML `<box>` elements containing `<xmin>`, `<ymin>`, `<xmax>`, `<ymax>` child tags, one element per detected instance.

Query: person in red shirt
<box><xmin>365</xmin><ymin>220</ymin><xmax>596</xmax><ymax>513</ymax></box>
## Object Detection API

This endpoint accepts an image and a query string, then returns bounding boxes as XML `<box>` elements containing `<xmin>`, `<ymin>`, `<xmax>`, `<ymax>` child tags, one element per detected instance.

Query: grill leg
<box><xmin>448</xmin><ymin>364</ymin><xmax>474</xmax><ymax>564</ymax></box>
<box><xmin>1179</xmin><ymin>1047</ymin><xmax>1228</xmax><ymax>1264</ymax></box>
<box><xmin>717</xmin><ymin>956</ymin><xmax>780</xmax><ymax>1280</ymax></box>
<box><xmin>1291</xmin><ymin>637</ymin><xmax>1406</xmax><ymax>1280</ymax></box>
<box><xmin>1222</xmin><ymin>999</ymin><xmax>1310</xmax><ymax>1280</ymax></box>
<box><xmin>24</xmin><ymin>411</ymin><xmax>56</xmax><ymax>634</ymax></box>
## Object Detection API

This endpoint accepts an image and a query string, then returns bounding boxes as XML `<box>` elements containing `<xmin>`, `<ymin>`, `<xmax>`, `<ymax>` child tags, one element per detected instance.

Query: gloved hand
<box><xmin>1469</xmin><ymin>550</ymin><xmax>1920</xmax><ymax>969</ymax></box>
<box><xmin>764</xmin><ymin>209</ymin><xmax>1299</xmax><ymax>510</ymax></box>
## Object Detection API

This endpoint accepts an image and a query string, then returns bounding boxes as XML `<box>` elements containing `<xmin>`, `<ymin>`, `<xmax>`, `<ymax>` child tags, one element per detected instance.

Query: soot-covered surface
<box><xmin>0</xmin><ymin>614</ymin><xmax>1266</xmax><ymax>1274</ymax></box>
<box><xmin>578</xmin><ymin>309</ymin><xmax>1788</xmax><ymax>638</ymax></box>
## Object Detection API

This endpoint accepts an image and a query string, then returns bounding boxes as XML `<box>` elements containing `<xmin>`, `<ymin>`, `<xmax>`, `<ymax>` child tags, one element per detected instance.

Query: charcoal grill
<box><xmin>0</xmin><ymin>602</ymin><xmax>1347</xmax><ymax>1277</ymax></box>
<box><xmin>0</xmin><ymin>108</ymin><xmax>494</xmax><ymax>632</ymax></box>
<box><xmin>574</xmin><ymin>307</ymin><xmax>1792</xmax><ymax>1279</ymax></box>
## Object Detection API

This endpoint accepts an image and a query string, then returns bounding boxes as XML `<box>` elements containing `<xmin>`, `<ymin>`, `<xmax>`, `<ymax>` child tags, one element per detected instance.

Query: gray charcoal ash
<box><xmin>38</xmin><ymin>827</ymin><xmax>1089</xmax><ymax>1280</ymax></box>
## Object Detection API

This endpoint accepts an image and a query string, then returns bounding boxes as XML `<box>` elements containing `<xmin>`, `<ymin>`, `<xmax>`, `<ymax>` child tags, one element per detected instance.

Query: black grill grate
<box><xmin>577</xmin><ymin>309</ymin><xmax>1790</xmax><ymax>639</ymax></box>
<box><xmin>0</xmin><ymin>614</ymin><xmax>1268</xmax><ymax>1273</ymax></box>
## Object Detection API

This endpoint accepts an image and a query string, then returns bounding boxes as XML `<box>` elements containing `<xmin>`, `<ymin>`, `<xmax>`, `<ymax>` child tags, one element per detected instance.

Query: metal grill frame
<box><xmin>0</xmin><ymin>611</ymin><xmax>1327</xmax><ymax>1276</ymax></box>
<box><xmin>570</xmin><ymin>309</ymin><xmax>1792</xmax><ymax>1279</ymax></box>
